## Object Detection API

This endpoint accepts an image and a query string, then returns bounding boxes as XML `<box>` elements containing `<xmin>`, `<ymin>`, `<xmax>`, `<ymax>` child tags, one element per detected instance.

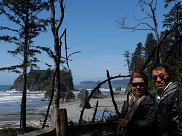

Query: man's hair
<box><xmin>151</xmin><ymin>63</ymin><xmax>171</xmax><ymax>78</ymax></box>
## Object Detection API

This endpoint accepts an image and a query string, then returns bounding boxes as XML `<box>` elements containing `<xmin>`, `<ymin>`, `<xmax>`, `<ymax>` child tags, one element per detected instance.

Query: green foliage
<box><xmin>60</xmin><ymin>67</ymin><xmax>74</xmax><ymax>90</ymax></box>
<box><xmin>123</xmin><ymin>50</ymin><xmax>131</xmax><ymax>74</ymax></box>
<box><xmin>162</xmin><ymin>2</ymin><xmax>182</xmax><ymax>83</ymax></box>
<box><xmin>144</xmin><ymin>33</ymin><xmax>156</xmax><ymax>59</ymax></box>
<box><xmin>143</xmin><ymin>33</ymin><xmax>157</xmax><ymax>93</ymax></box>
<box><xmin>101</xmin><ymin>131</ymin><xmax>114</xmax><ymax>136</ymax></box>
<box><xmin>11</xmin><ymin>68</ymin><xmax>74</xmax><ymax>91</ymax></box>
<box><xmin>129</xmin><ymin>42</ymin><xmax>145</xmax><ymax>73</ymax></box>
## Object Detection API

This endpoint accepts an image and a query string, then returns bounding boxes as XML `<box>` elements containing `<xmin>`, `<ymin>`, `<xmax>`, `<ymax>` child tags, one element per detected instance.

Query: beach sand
<box><xmin>0</xmin><ymin>92</ymin><xmax>126</xmax><ymax>129</ymax></box>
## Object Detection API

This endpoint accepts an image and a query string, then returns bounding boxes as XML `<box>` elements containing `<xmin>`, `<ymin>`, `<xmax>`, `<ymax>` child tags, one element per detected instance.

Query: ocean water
<box><xmin>0</xmin><ymin>85</ymin><xmax>49</xmax><ymax>113</ymax></box>
<box><xmin>0</xmin><ymin>85</ymin><xmax>125</xmax><ymax>113</ymax></box>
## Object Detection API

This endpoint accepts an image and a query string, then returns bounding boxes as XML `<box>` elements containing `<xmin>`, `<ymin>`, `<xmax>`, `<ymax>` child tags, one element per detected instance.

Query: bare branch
<box><xmin>33</xmin><ymin>46</ymin><xmax>55</xmax><ymax>58</ymax></box>
<box><xmin>117</xmin><ymin>0</ymin><xmax>159</xmax><ymax>40</ymax></box>
<box><xmin>107</xmin><ymin>70</ymin><xmax>120</xmax><ymax>115</ymax></box>
<box><xmin>117</xmin><ymin>17</ymin><xmax>153</xmax><ymax>31</ymax></box>
<box><xmin>0</xmin><ymin>65</ymin><xmax>23</xmax><ymax>73</ymax></box>
<box><xmin>67</xmin><ymin>51</ymin><xmax>81</xmax><ymax>58</ymax></box>
<box><xmin>79</xmin><ymin>73</ymin><xmax>130</xmax><ymax>124</ymax></box>
<box><xmin>56</xmin><ymin>0</ymin><xmax>65</xmax><ymax>31</ymax></box>
<box><xmin>0</xmin><ymin>26</ymin><xmax>18</xmax><ymax>32</ymax></box>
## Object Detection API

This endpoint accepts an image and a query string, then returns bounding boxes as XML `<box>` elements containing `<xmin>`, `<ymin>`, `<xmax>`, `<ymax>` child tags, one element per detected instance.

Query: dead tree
<box><xmin>117</xmin><ymin>0</ymin><xmax>162</xmax><ymax>63</ymax></box>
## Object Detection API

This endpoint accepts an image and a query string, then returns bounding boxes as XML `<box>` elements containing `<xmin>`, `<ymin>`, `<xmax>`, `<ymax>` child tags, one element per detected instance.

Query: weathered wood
<box><xmin>60</xmin><ymin>108</ymin><xmax>68</xmax><ymax>136</ymax></box>
<box><xmin>92</xmin><ymin>100</ymin><xmax>99</xmax><ymax>123</ymax></box>
<box><xmin>107</xmin><ymin>70</ymin><xmax>120</xmax><ymax>115</ymax></box>
<box><xmin>53</xmin><ymin>108</ymin><xmax>60</xmax><ymax>136</ymax></box>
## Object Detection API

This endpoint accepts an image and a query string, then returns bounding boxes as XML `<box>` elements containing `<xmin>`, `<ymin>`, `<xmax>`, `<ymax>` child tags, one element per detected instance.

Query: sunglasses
<box><xmin>152</xmin><ymin>74</ymin><xmax>167</xmax><ymax>81</ymax></box>
<box><xmin>131</xmin><ymin>82</ymin><xmax>146</xmax><ymax>87</ymax></box>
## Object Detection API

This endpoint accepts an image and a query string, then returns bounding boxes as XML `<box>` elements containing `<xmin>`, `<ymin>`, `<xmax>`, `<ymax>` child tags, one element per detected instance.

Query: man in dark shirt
<box><xmin>151</xmin><ymin>63</ymin><xmax>182</xmax><ymax>136</ymax></box>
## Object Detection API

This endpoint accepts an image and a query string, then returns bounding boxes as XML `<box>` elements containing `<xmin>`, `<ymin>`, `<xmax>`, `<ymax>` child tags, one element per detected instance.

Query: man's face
<box><xmin>152</xmin><ymin>67</ymin><xmax>170</xmax><ymax>91</ymax></box>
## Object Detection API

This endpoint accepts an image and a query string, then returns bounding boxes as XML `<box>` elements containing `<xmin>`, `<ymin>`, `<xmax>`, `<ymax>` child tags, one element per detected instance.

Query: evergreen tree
<box><xmin>60</xmin><ymin>67</ymin><xmax>74</xmax><ymax>90</ymax></box>
<box><xmin>123</xmin><ymin>50</ymin><xmax>131</xmax><ymax>74</ymax></box>
<box><xmin>0</xmin><ymin>0</ymin><xmax>49</xmax><ymax>131</ymax></box>
<box><xmin>129</xmin><ymin>42</ymin><xmax>145</xmax><ymax>73</ymax></box>
<box><xmin>144</xmin><ymin>33</ymin><xmax>157</xmax><ymax>59</ymax></box>
<box><xmin>143</xmin><ymin>33</ymin><xmax>157</xmax><ymax>75</ymax></box>
<box><xmin>162</xmin><ymin>2</ymin><xmax>182</xmax><ymax>82</ymax></box>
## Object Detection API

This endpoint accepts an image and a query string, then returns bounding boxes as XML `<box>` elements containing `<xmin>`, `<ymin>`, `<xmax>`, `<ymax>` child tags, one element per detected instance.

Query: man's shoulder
<box><xmin>172</xmin><ymin>82</ymin><xmax>182</xmax><ymax>101</ymax></box>
<box><xmin>177</xmin><ymin>82</ymin><xmax>182</xmax><ymax>88</ymax></box>
<box><xmin>173</xmin><ymin>82</ymin><xmax>182</xmax><ymax>90</ymax></box>
<box><xmin>172</xmin><ymin>81</ymin><xmax>181</xmax><ymax>85</ymax></box>
<box><xmin>169</xmin><ymin>82</ymin><xmax>181</xmax><ymax>90</ymax></box>
<box><xmin>176</xmin><ymin>83</ymin><xmax>182</xmax><ymax>95</ymax></box>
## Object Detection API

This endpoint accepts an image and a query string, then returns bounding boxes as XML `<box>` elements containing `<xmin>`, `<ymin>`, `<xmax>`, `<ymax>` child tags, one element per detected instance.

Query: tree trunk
<box><xmin>20</xmin><ymin>1</ymin><xmax>29</xmax><ymax>131</ymax></box>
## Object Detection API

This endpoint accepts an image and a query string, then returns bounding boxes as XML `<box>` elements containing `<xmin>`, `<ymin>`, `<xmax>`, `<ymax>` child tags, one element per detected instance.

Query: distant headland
<box><xmin>79</xmin><ymin>79</ymin><xmax>129</xmax><ymax>88</ymax></box>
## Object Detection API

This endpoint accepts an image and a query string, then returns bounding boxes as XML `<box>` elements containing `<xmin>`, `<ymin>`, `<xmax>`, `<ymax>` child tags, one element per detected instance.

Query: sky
<box><xmin>0</xmin><ymin>0</ymin><xmax>170</xmax><ymax>85</ymax></box>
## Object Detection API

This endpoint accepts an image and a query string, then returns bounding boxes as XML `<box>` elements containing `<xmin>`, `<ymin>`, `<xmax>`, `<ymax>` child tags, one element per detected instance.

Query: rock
<box><xmin>92</xmin><ymin>88</ymin><xmax>106</xmax><ymax>99</ymax></box>
<box><xmin>44</xmin><ymin>89</ymin><xmax>75</xmax><ymax>101</ymax></box>
<box><xmin>78</xmin><ymin>88</ymin><xmax>91</xmax><ymax>109</ymax></box>
<box><xmin>10</xmin><ymin>69</ymin><xmax>74</xmax><ymax>92</ymax></box>
<box><xmin>115</xmin><ymin>87</ymin><xmax>121</xmax><ymax>91</ymax></box>
<box><xmin>61</xmin><ymin>90</ymin><xmax>75</xmax><ymax>102</ymax></box>
<box><xmin>44</xmin><ymin>91</ymin><xmax>51</xmax><ymax>100</ymax></box>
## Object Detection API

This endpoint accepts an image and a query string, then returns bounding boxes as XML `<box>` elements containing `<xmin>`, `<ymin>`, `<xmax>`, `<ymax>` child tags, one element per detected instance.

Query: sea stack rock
<box><xmin>92</xmin><ymin>88</ymin><xmax>106</xmax><ymax>98</ymax></box>
<box><xmin>78</xmin><ymin>88</ymin><xmax>91</xmax><ymax>109</ymax></box>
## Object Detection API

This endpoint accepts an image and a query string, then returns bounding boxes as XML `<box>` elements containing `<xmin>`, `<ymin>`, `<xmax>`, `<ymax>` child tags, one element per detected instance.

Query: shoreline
<box><xmin>0</xmin><ymin>93</ymin><xmax>126</xmax><ymax>129</ymax></box>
